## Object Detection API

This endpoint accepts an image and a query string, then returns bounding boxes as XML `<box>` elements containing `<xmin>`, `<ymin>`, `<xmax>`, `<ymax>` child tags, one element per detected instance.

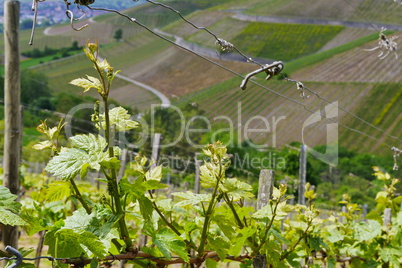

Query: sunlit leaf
<box><xmin>70</xmin><ymin>75</ymin><xmax>102</xmax><ymax>93</ymax></box>
<box><xmin>97</xmin><ymin>107</ymin><xmax>138</xmax><ymax>132</ymax></box>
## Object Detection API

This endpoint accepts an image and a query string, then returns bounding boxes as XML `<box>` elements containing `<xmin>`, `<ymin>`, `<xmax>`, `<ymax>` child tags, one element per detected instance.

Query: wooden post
<box><xmin>254</xmin><ymin>169</ymin><xmax>274</xmax><ymax>268</ymax></box>
<box><xmin>341</xmin><ymin>205</ymin><xmax>347</xmax><ymax>223</ymax></box>
<box><xmin>383</xmin><ymin>208</ymin><xmax>392</xmax><ymax>227</ymax></box>
<box><xmin>194</xmin><ymin>154</ymin><xmax>201</xmax><ymax>194</ymax></box>
<box><xmin>3</xmin><ymin>0</ymin><xmax>21</xmax><ymax>249</ymax></box>
<box><xmin>151</xmin><ymin>133</ymin><xmax>162</xmax><ymax>170</ymax></box>
<box><xmin>298</xmin><ymin>145</ymin><xmax>307</xmax><ymax>205</ymax></box>
<box><xmin>119</xmin><ymin>148</ymin><xmax>129</xmax><ymax>179</ymax></box>
<box><xmin>253</xmin><ymin>255</ymin><xmax>267</xmax><ymax>268</ymax></box>
<box><xmin>257</xmin><ymin>169</ymin><xmax>274</xmax><ymax>210</ymax></box>
<box><xmin>362</xmin><ymin>204</ymin><xmax>368</xmax><ymax>221</ymax></box>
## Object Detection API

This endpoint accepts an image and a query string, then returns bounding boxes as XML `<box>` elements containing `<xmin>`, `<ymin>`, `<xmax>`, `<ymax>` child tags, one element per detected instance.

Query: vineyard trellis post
<box><xmin>254</xmin><ymin>169</ymin><xmax>274</xmax><ymax>268</ymax></box>
<box><xmin>257</xmin><ymin>169</ymin><xmax>274</xmax><ymax>210</ymax></box>
<box><xmin>383</xmin><ymin>208</ymin><xmax>392</xmax><ymax>227</ymax></box>
<box><xmin>194</xmin><ymin>153</ymin><xmax>201</xmax><ymax>194</ymax></box>
<box><xmin>119</xmin><ymin>148</ymin><xmax>129</xmax><ymax>178</ymax></box>
<box><xmin>3</xmin><ymin>0</ymin><xmax>21</xmax><ymax>250</ymax></box>
<box><xmin>298</xmin><ymin>145</ymin><xmax>307</xmax><ymax>205</ymax></box>
<box><xmin>151</xmin><ymin>133</ymin><xmax>162</xmax><ymax>170</ymax></box>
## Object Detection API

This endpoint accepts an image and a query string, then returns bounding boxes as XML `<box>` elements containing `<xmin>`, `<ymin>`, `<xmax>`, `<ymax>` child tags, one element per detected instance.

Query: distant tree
<box><xmin>114</xmin><ymin>29</ymin><xmax>123</xmax><ymax>41</ymax></box>
<box><xmin>71</xmin><ymin>41</ymin><xmax>80</xmax><ymax>51</ymax></box>
<box><xmin>0</xmin><ymin>69</ymin><xmax>51</xmax><ymax>105</ymax></box>
<box><xmin>20</xmin><ymin>19</ymin><xmax>33</xmax><ymax>30</ymax></box>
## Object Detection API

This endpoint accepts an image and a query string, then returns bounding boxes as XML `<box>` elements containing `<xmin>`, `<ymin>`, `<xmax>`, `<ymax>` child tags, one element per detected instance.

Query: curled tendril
<box><xmin>66</xmin><ymin>10</ymin><xmax>89</xmax><ymax>31</ymax></box>
<box><xmin>392</xmin><ymin>147</ymin><xmax>401</xmax><ymax>171</ymax></box>
<box><xmin>365</xmin><ymin>28</ymin><xmax>398</xmax><ymax>60</ymax></box>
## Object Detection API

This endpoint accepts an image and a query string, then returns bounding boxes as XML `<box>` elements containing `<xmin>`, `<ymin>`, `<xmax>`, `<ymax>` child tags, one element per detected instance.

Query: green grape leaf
<box><xmin>352</xmin><ymin>220</ymin><xmax>381</xmax><ymax>242</ymax></box>
<box><xmin>220</xmin><ymin>178</ymin><xmax>254</xmax><ymax>201</ymax></box>
<box><xmin>146</xmin><ymin>166</ymin><xmax>162</xmax><ymax>181</ymax></box>
<box><xmin>326</xmin><ymin>228</ymin><xmax>344</xmax><ymax>243</ymax></box>
<box><xmin>143</xmin><ymin>180</ymin><xmax>169</xmax><ymax>191</ymax></box>
<box><xmin>0</xmin><ymin>186</ymin><xmax>22</xmax><ymax>213</ymax></box>
<box><xmin>46</xmin><ymin>134</ymin><xmax>118</xmax><ymax>180</ymax></box>
<box><xmin>21</xmin><ymin>211</ymin><xmax>46</xmax><ymax>236</ymax></box>
<box><xmin>172</xmin><ymin>191</ymin><xmax>211</xmax><ymax>207</ymax></box>
<box><xmin>138</xmin><ymin>195</ymin><xmax>153</xmax><ymax>222</ymax></box>
<box><xmin>200</xmin><ymin>165</ymin><xmax>217</xmax><ymax>188</ymax></box>
<box><xmin>46</xmin><ymin>228</ymin><xmax>107</xmax><ymax>258</ymax></box>
<box><xmin>252</xmin><ymin>204</ymin><xmax>274</xmax><ymax>219</ymax></box>
<box><xmin>70</xmin><ymin>75</ymin><xmax>102</xmax><ymax>93</ymax></box>
<box><xmin>0</xmin><ymin>186</ymin><xmax>25</xmax><ymax>226</ymax></box>
<box><xmin>208</xmin><ymin>236</ymin><xmax>229</xmax><ymax>262</ymax></box>
<box><xmin>45</xmin><ymin>148</ymin><xmax>89</xmax><ymax>180</ymax></box>
<box><xmin>90</xmin><ymin>258</ymin><xmax>98</xmax><ymax>268</ymax></box>
<box><xmin>379</xmin><ymin>247</ymin><xmax>402</xmax><ymax>264</ymax></box>
<box><xmin>100</xmin><ymin>157</ymin><xmax>120</xmax><ymax>170</ymax></box>
<box><xmin>45</xmin><ymin>229</ymin><xmax>87</xmax><ymax>260</ymax></box>
<box><xmin>97</xmin><ymin>58</ymin><xmax>111</xmax><ymax>70</ymax></box>
<box><xmin>45</xmin><ymin>181</ymin><xmax>71</xmax><ymax>202</ymax></box>
<box><xmin>0</xmin><ymin>209</ymin><xmax>26</xmax><ymax>226</ymax></box>
<box><xmin>70</xmin><ymin>134</ymin><xmax>106</xmax><ymax>153</ymax></box>
<box><xmin>227</xmin><ymin>227</ymin><xmax>255</xmax><ymax>256</ymax></box>
<box><xmin>32</xmin><ymin>140</ymin><xmax>52</xmax><ymax>150</ymax></box>
<box><xmin>205</xmin><ymin>258</ymin><xmax>218</xmax><ymax>268</ymax></box>
<box><xmin>98</xmin><ymin>107</ymin><xmax>138</xmax><ymax>132</ymax></box>
<box><xmin>147</xmin><ymin>227</ymin><xmax>189</xmax><ymax>262</ymax></box>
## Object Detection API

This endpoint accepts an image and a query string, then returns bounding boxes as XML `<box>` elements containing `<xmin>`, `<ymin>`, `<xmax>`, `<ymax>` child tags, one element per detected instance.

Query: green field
<box><xmin>229</xmin><ymin>22</ymin><xmax>345</xmax><ymax>61</ymax></box>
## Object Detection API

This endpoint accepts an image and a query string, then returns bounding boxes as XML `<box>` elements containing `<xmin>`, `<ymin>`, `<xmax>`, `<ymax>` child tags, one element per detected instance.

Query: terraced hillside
<box><xmin>232</xmin><ymin>0</ymin><xmax>401</xmax><ymax>25</ymax></box>
<box><xmin>173</xmin><ymin>76</ymin><xmax>401</xmax><ymax>153</ymax></box>
<box><xmin>2</xmin><ymin>0</ymin><xmax>400</xmax><ymax>154</ymax></box>
<box><xmin>292</xmin><ymin>32</ymin><xmax>401</xmax><ymax>83</ymax></box>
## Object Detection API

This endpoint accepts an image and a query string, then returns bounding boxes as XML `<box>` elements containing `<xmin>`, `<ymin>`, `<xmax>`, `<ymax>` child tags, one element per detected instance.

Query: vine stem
<box><xmin>253</xmin><ymin>199</ymin><xmax>281</xmax><ymax>255</ymax></box>
<box><xmin>197</xmin><ymin>157</ymin><xmax>223</xmax><ymax>257</ymax></box>
<box><xmin>148</xmin><ymin>190</ymin><xmax>197</xmax><ymax>250</ymax></box>
<box><xmin>91</xmin><ymin>54</ymin><xmax>132</xmax><ymax>249</ymax></box>
<box><xmin>69</xmin><ymin>179</ymin><xmax>91</xmax><ymax>214</ymax></box>
<box><xmin>280</xmin><ymin>220</ymin><xmax>312</xmax><ymax>261</ymax></box>
<box><xmin>103</xmin><ymin>95</ymin><xmax>132</xmax><ymax>249</ymax></box>
<box><xmin>223</xmin><ymin>194</ymin><xmax>257</xmax><ymax>249</ymax></box>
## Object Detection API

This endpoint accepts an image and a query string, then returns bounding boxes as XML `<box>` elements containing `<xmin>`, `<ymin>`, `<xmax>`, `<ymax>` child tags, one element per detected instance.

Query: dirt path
<box><xmin>114</xmin><ymin>73</ymin><xmax>171</xmax><ymax>107</ymax></box>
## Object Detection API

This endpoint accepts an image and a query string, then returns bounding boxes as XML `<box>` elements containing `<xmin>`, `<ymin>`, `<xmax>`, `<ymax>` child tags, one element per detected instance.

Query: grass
<box><xmin>20</xmin><ymin>50</ymin><xmax>84</xmax><ymax>69</ymax></box>
<box><xmin>231</xmin><ymin>22</ymin><xmax>345</xmax><ymax>61</ymax></box>
<box><xmin>184</xmin><ymin>19</ymin><xmax>345</xmax><ymax>61</ymax></box>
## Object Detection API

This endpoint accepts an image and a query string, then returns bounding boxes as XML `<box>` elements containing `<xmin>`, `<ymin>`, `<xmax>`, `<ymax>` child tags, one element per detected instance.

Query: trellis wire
<box><xmin>25</xmin><ymin>1</ymin><xmax>401</xmax><ymax>149</ymax></box>
<box><xmin>25</xmin><ymin>2</ymin><xmax>401</xmax><ymax>158</ymax></box>
<box><xmin>136</xmin><ymin>0</ymin><xmax>265</xmax><ymax>67</ymax></box>
<box><xmin>128</xmin><ymin>18</ymin><xmax>400</xmax><ymax>151</ymax></box>
<box><xmin>88</xmin><ymin>0</ymin><xmax>401</xmax><ymax>151</ymax></box>
<box><xmin>281</xmin><ymin>75</ymin><xmax>402</xmax><ymax>143</ymax></box>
